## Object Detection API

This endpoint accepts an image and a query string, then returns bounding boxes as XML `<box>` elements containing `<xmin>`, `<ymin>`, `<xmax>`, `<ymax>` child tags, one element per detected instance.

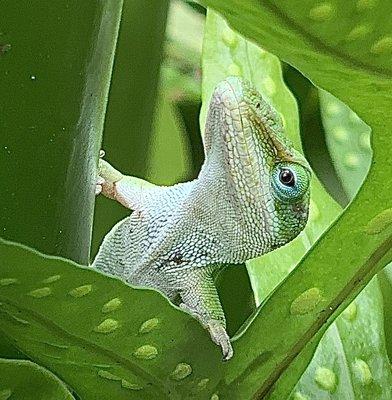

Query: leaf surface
<box><xmin>0</xmin><ymin>239</ymin><xmax>224</xmax><ymax>400</ymax></box>
<box><xmin>289</xmin><ymin>88</ymin><xmax>392</xmax><ymax>400</ymax></box>
<box><xmin>290</xmin><ymin>279</ymin><xmax>392</xmax><ymax>400</ymax></box>
<box><xmin>0</xmin><ymin>358</ymin><xmax>74</xmax><ymax>400</ymax></box>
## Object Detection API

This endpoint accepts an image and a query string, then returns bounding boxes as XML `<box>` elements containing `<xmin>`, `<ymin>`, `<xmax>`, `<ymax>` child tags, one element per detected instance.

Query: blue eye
<box><xmin>271</xmin><ymin>163</ymin><xmax>310</xmax><ymax>203</ymax></box>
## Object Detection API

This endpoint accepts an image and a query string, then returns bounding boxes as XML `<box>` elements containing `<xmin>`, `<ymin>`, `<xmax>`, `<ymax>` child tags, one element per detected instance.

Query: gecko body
<box><xmin>94</xmin><ymin>77</ymin><xmax>311</xmax><ymax>360</ymax></box>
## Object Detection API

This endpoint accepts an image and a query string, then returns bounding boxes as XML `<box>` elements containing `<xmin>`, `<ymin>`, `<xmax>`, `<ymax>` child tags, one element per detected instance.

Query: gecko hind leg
<box><xmin>178</xmin><ymin>267</ymin><xmax>233</xmax><ymax>361</ymax></box>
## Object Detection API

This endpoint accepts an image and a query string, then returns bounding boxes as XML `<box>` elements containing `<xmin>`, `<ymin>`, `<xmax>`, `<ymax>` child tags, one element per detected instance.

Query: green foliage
<box><xmin>0</xmin><ymin>0</ymin><xmax>123</xmax><ymax>264</ymax></box>
<box><xmin>0</xmin><ymin>0</ymin><xmax>123</xmax><ymax>364</ymax></box>
<box><xmin>291</xmin><ymin>279</ymin><xmax>392</xmax><ymax>400</ymax></box>
<box><xmin>1</xmin><ymin>0</ymin><xmax>392</xmax><ymax>399</ymax></box>
<box><xmin>0</xmin><ymin>358</ymin><xmax>74</xmax><ymax>400</ymax></box>
<box><xmin>146</xmin><ymin>94</ymin><xmax>192</xmax><ymax>185</ymax></box>
<box><xmin>319</xmin><ymin>91</ymin><xmax>372</xmax><ymax>199</ymax></box>
<box><xmin>0</xmin><ymin>239</ymin><xmax>224</xmax><ymax>400</ymax></box>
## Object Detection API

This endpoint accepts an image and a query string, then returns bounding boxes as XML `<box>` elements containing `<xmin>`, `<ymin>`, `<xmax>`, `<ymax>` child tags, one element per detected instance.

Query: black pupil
<box><xmin>279</xmin><ymin>169</ymin><xmax>295</xmax><ymax>187</ymax></box>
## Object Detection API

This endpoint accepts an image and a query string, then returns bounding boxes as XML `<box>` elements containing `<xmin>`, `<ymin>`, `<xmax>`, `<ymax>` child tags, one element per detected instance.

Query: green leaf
<box><xmin>198</xmin><ymin>1</ymin><xmax>392</xmax><ymax>398</ymax></box>
<box><xmin>162</xmin><ymin>0</ymin><xmax>204</xmax><ymax>102</ymax></box>
<box><xmin>319</xmin><ymin>91</ymin><xmax>372</xmax><ymax>199</ymax></box>
<box><xmin>290</xmin><ymin>279</ymin><xmax>392</xmax><ymax>400</ymax></box>
<box><xmin>0</xmin><ymin>0</ymin><xmax>123</xmax><ymax>360</ymax></box>
<box><xmin>0</xmin><ymin>239</ymin><xmax>226</xmax><ymax>400</ymax></box>
<box><xmin>146</xmin><ymin>93</ymin><xmax>193</xmax><ymax>186</ymax></box>
<box><xmin>315</xmin><ymin>87</ymin><xmax>392</xmax><ymax>399</ymax></box>
<box><xmin>0</xmin><ymin>0</ymin><xmax>123</xmax><ymax>264</ymax></box>
<box><xmin>0</xmin><ymin>358</ymin><xmax>74</xmax><ymax>400</ymax></box>
<box><xmin>379</xmin><ymin>264</ymin><xmax>392</xmax><ymax>359</ymax></box>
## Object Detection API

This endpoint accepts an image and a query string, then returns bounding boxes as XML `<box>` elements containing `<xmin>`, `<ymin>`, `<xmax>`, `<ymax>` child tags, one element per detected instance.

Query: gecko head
<box><xmin>212</xmin><ymin>76</ymin><xmax>311</xmax><ymax>247</ymax></box>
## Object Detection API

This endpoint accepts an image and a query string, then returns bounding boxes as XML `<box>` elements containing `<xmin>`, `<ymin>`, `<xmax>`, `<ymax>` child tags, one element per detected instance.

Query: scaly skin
<box><xmin>94</xmin><ymin>77</ymin><xmax>311</xmax><ymax>360</ymax></box>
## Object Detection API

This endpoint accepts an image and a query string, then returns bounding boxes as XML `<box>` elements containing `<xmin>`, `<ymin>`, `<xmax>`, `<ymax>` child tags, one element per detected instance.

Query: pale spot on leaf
<box><xmin>293</xmin><ymin>392</ymin><xmax>309</xmax><ymax>400</ymax></box>
<box><xmin>352</xmin><ymin>358</ymin><xmax>373</xmax><ymax>385</ymax></box>
<box><xmin>290</xmin><ymin>288</ymin><xmax>322</xmax><ymax>315</ymax></box>
<box><xmin>170</xmin><ymin>362</ymin><xmax>192</xmax><ymax>380</ymax></box>
<box><xmin>197</xmin><ymin>378</ymin><xmax>210</xmax><ymax>390</ymax></box>
<box><xmin>342</xmin><ymin>301</ymin><xmax>357</xmax><ymax>321</ymax></box>
<box><xmin>42</xmin><ymin>275</ymin><xmax>61</xmax><ymax>284</ymax></box>
<box><xmin>94</xmin><ymin>318</ymin><xmax>119</xmax><ymax>334</ymax></box>
<box><xmin>343</xmin><ymin>153</ymin><xmax>360</xmax><ymax>169</ymax></box>
<box><xmin>102</xmin><ymin>297</ymin><xmax>122</xmax><ymax>313</ymax></box>
<box><xmin>227</xmin><ymin>63</ymin><xmax>241</xmax><ymax>76</ymax></box>
<box><xmin>28</xmin><ymin>287</ymin><xmax>52</xmax><ymax>298</ymax></box>
<box><xmin>309</xmin><ymin>3</ymin><xmax>334</xmax><ymax>21</ymax></box>
<box><xmin>68</xmin><ymin>284</ymin><xmax>92</xmax><ymax>298</ymax></box>
<box><xmin>371</xmin><ymin>36</ymin><xmax>392</xmax><ymax>55</ymax></box>
<box><xmin>139</xmin><ymin>318</ymin><xmax>159</xmax><ymax>334</ymax></box>
<box><xmin>0</xmin><ymin>278</ymin><xmax>18</xmax><ymax>286</ymax></box>
<box><xmin>357</xmin><ymin>0</ymin><xmax>378</xmax><ymax>11</ymax></box>
<box><xmin>222</xmin><ymin>29</ymin><xmax>238</xmax><ymax>48</ymax></box>
<box><xmin>346</xmin><ymin>24</ymin><xmax>373</xmax><ymax>41</ymax></box>
<box><xmin>332</xmin><ymin>126</ymin><xmax>348</xmax><ymax>142</ymax></box>
<box><xmin>133</xmin><ymin>344</ymin><xmax>158</xmax><ymax>360</ymax></box>
<box><xmin>98</xmin><ymin>370</ymin><xmax>121</xmax><ymax>381</ymax></box>
<box><xmin>314</xmin><ymin>367</ymin><xmax>337</xmax><ymax>392</ymax></box>
<box><xmin>121</xmin><ymin>379</ymin><xmax>143</xmax><ymax>390</ymax></box>
<box><xmin>365</xmin><ymin>208</ymin><xmax>392</xmax><ymax>235</ymax></box>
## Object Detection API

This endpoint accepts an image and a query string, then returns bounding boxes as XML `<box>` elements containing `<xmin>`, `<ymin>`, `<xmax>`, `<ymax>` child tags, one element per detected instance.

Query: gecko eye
<box><xmin>279</xmin><ymin>169</ymin><xmax>295</xmax><ymax>187</ymax></box>
<box><xmin>271</xmin><ymin>163</ymin><xmax>310</xmax><ymax>203</ymax></box>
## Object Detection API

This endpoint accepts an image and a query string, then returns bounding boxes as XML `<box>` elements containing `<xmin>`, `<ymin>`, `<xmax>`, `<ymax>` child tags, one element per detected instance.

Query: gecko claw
<box><xmin>179</xmin><ymin>304</ymin><xmax>233</xmax><ymax>360</ymax></box>
<box><xmin>95</xmin><ymin>176</ymin><xmax>105</xmax><ymax>196</ymax></box>
<box><xmin>207</xmin><ymin>320</ymin><xmax>233</xmax><ymax>361</ymax></box>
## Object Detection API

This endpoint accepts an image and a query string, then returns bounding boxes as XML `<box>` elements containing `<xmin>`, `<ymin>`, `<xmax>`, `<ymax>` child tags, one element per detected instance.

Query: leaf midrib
<box><xmin>252</xmin><ymin>234</ymin><xmax>392</xmax><ymax>399</ymax></box>
<box><xmin>208</xmin><ymin>0</ymin><xmax>392</xmax><ymax>79</ymax></box>
<box><xmin>263</xmin><ymin>0</ymin><xmax>392</xmax><ymax>79</ymax></box>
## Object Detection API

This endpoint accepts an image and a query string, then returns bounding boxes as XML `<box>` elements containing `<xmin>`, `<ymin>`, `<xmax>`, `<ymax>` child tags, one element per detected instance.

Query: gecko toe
<box><xmin>207</xmin><ymin>320</ymin><xmax>233</xmax><ymax>361</ymax></box>
<box><xmin>95</xmin><ymin>184</ymin><xmax>103</xmax><ymax>195</ymax></box>
<box><xmin>222</xmin><ymin>341</ymin><xmax>234</xmax><ymax>361</ymax></box>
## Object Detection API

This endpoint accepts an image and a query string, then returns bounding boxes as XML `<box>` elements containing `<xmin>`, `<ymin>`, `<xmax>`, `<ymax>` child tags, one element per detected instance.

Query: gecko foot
<box><xmin>96</xmin><ymin>152</ymin><xmax>124</xmax><ymax>199</ymax></box>
<box><xmin>207</xmin><ymin>320</ymin><xmax>233</xmax><ymax>361</ymax></box>
<box><xmin>180</xmin><ymin>303</ymin><xmax>233</xmax><ymax>361</ymax></box>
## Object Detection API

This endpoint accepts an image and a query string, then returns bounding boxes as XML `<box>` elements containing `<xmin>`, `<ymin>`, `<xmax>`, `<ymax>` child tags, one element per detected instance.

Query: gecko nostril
<box><xmin>292</xmin><ymin>202</ymin><xmax>306</xmax><ymax>215</ymax></box>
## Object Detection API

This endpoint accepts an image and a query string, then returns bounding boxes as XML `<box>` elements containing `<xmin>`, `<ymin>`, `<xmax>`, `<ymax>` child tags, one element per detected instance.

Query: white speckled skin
<box><xmin>93</xmin><ymin>77</ymin><xmax>311</xmax><ymax>360</ymax></box>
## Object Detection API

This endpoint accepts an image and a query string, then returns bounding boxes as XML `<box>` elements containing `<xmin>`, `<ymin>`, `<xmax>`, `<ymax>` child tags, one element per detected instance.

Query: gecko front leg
<box><xmin>96</xmin><ymin>152</ymin><xmax>157</xmax><ymax>210</ymax></box>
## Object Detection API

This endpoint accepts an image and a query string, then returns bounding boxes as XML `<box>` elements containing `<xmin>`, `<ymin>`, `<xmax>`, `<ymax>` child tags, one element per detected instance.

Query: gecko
<box><xmin>94</xmin><ymin>76</ymin><xmax>311</xmax><ymax>360</ymax></box>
